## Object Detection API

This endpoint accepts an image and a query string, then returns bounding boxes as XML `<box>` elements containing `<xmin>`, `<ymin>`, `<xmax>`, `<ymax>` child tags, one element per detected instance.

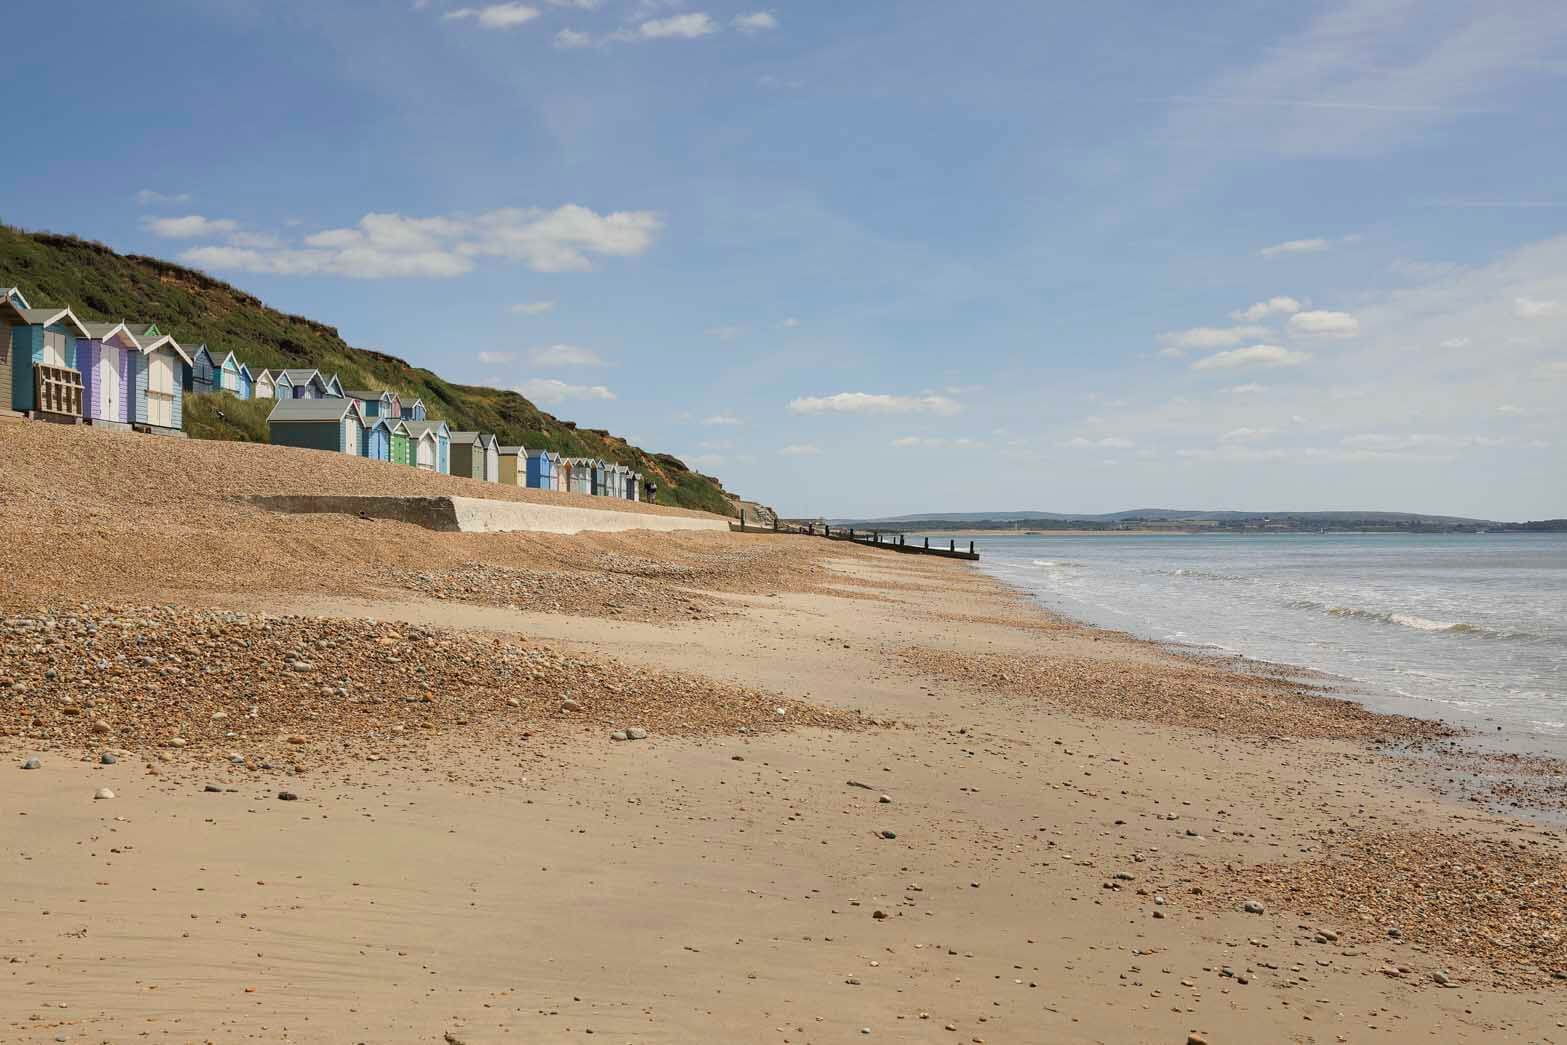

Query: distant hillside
<box><xmin>827</xmin><ymin>509</ymin><xmax>1506</xmax><ymax>529</ymax></box>
<box><xmin>0</xmin><ymin>222</ymin><xmax>735</xmax><ymax>516</ymax></box>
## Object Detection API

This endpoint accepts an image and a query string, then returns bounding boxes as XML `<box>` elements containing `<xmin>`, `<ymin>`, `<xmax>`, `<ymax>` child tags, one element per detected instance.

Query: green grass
<box><xmin>1</xmin><ymin>221</ymin><xmax>737</xmax><ymax>516</ymax></box>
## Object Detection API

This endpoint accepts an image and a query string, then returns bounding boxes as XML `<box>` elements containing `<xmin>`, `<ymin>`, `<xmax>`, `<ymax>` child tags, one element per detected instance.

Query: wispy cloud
<box><xmin>478</xmin><ymin>350</ymin><xmax>516</xmax><ymax>365</ymax></box>
<box><xmin>1288</xmin><ymin>310</ymin><xmax>1360</xmax><ymax>337</ymax></box>
<box><xmin>444</xmin><ymin>3</ymin><xmax>540</xmax><ymax>29</ymax></box>
<box><xmin>511</xmin><ymin>300</ymin><xmax>556</xmax><ymax>315</ymax></box>
<box><xmin>1515</xmin><ymin>296</ymin><xmax>1560</xmax><ymax>318</ymax></box>
<box><xmin>787</xmin><ymin>392</ymin><xmax>961</xmax><ymax>416</ymax></box>
<box><xmin>1260</xmin><ymin>237</ymin><xmax>1329</xmax><ymax>258</ymax></box>
<box><xmin>1190</xmin><ymin>345</ymin><xmax>1311</xmax><ymax>371</ymax></box>
<box><xmin>1158</xmin><ymin>324</ymin><xmax>1271</xmax><ymax>354</ymax></box>
<box><xmin>778</xmin><ymin>443</ymin><xmax>821</xmax><ymax>456</ymax></box>
<box><xmin>1062</xmin><ymin>435</ymin><xmax>1134</xmax><ymax>449</ymax></box>
<box><xmin>180</xmin><ymin>204</ymin><xmax>661</xmax><ymax>279</ymax></box>
<box><xmin>528</xmin><ymin>344</ymin><xmax>605</xmax><ymax>367</ymax></box>
<box><xmin>638</xmin><ymin>13</ymin><xmax>717</xmax><ymax>39</ymax></box>
<box><xmin>703</xmin><ymin>413</ymin><xmax>742</xmax><ymax>426</ymax></box>
<box><xmin>136</xmin><ymin>189</ymin><xmax>191</xmax><ymax>207</ymax></box>
<box><xmin>1231</xmin><ymin>296</ymin><xmax>1302</xmax><ymax>321</ymax></box>
<box><xmin>143</xmin><ymin>215</ymin><xmax>238</xmax><ymax>239</ymax></box>
<box><xmin>515</xmin><ymin>377</ymin><xmax>616</xmax><ymax>403</ymax></box>
<box><xmin>733</xmin><ymin>11</ymin><xmax>777</xmax><ymax>34</ymax></box>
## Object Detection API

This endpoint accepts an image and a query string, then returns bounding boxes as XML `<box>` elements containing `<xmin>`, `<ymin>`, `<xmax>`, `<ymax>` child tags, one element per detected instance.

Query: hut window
<box><xmin>43</xmin><ymin>331</ymin><xmax>68</xmax><ymax>367</ymax></box>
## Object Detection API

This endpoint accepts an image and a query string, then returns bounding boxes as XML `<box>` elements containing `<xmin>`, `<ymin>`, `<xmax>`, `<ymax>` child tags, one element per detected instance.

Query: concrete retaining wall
<box><xmin>248</xmin><ymin>494</ymin><xmax>730</xmax><ymax>536</ymax></box>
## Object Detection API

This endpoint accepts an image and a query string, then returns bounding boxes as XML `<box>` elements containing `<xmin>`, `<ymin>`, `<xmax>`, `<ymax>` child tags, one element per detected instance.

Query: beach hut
<box><xmin>363</xmin><ymin>416</ymin><xmax>395</xmax><ymax>461</ymax></box>
<box><xmin>214</xmin><ymin>351</ymin><xmax>244</xmax><ymax>396</ymax></box>
<box><xmin>76</xmin><ymin>322</ymin><xmax>141</xmax><ymax>430</ymax></box>
<box><xmin>0</xmin><ymin>289</ymin><xmax>31</xmax><ymax>415</ymax></box>
<box><xmin>401</xmin><ymin>397</ymin><xmax>426</xmax><ymax>421</ymax></box>
<box><xmin>448</xmin><ymin>431</ymin><xmax>484</xmax><ymax>480</ymax></box>
<box><xmin>131</xmin><ymin>329</ymin><xmax>191</xmax><ymax>435</ymax></box>
<box><xmin>549</xmin><ymin>452</ymin><xmax>564</xmax><ymax>492</ymax></box>
<box><xmin>8</xmin><ymin>302</ymin><xmax>90</xmax><ymax>420</ymax></box>
<box><xmin>402</xmin><ymin>421</ymin><xmax>439</xmax><ymax>470</ymax></box>
<box><xmin>238</xmin><ymin>363</ymin><xmax>254</xmax><ymax>399</ymax></box>
<box><xmin>591</xmin><ymin>459</ymin><xmax>609</xmax><ymax>497</ymax></box>
<box><xmin>525</xmin><ymin>448</ymin><xmax>553</xmax><ymax>490</ymax></box>
<box><xmin>389</xmin><ymin>420</ymin><xmax>412</xmax><ymax>466</ymax></box>
<box><xmin>280</xmin><ymin>368</ymin><xmax>328</xmax><ymax>399</ymax></box>
<box><xmin>346</xmin><ymin>389</ymin><xmax>402</xmax><ymax>420</ymax></box>
<box><xmin>252</xmin><ymin>369</ymin><xmax>277</xmax><ymax>400</ymax></box>
<box><xmin>498</xmin><ymin>445</ymin><xmax>526</xmax><ymax>486</ymax></box>
<box><xmin>267</xmin><ymin>397</ymin><xmax>366</xmax><ymax>456</ymax></box>
<box><xmin>184</xmin><ymin>344</ymin><xmax>216</xmax><ymax>393</ymax></box>
<box><xmin>322</xmin><ymin>373</ymin><xmax>345</xmax><ymax>398</ymax></box>
<box><xmin>482</xmin><ymin>433</ymin><xmax>500</xmax><ymax>483</ymax></box>
<box><xmin>626</xmin><ymin>470</ymin><xmax>639</xmax><ymax>501</ymax></box>
<box><xmin>435</xmin><ymin>421</ymin><xmax>450</xmax><ymax>473</ymax></box>
<box><xmin>272</xmin><ymin>370</ymin><xmax>294</xmax><ymax>400</ymax></box>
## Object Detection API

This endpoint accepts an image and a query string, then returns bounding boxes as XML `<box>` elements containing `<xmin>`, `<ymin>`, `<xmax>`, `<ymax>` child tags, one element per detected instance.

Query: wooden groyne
<box><xmin>733</xmin><ymin>518</ymin><xmax>979</xmax><ymax>561</ymax></box>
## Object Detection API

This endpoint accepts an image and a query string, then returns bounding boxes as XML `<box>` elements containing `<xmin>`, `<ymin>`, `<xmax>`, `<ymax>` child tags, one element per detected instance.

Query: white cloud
<box><xmin>511</xmin><ymin>300</ymin><xmax>555</xmax><ymax>315</ymax></box>
<box><xmin>1231</xmin><ymin>296</ymin><xmax>1302</xmax><ymax>321</ymax></box>
<box><xmin>703</xmin><ymin>413</ymin><xmax>742</xmax><ymax>426</ymax></box>
<box><xmin>1260</xmin><ymin>238</ymin><xmax>1329</xmax><ymax>258</ymax></box>
<box><xmin>1341</xmin><ymin>433</ymin><xmax>1507</xmax><ymax>452</ymax></box>
<box><xmin>787</xmin><ymin>392</ymin><xmax>961</xmax><ymax>416</ymax></box>
<box><xmin>554</xmin><ymin>28</ymin><xmax>594</xmax><ymax>48</ymax></box>
<box><xmin>136</xmin><ymin>189</ymin><xmax>191</xmax><ymax>206</ymax></box>
<box><xmin>778</xmin><ymin>443</ymin><xmax>821</xmax><ymax>456</ymax></box>
<box><xmin>1219</xmin><ymin>426</ymin><xmax>1275</xmax><ymax>443</ymax></box>
<box><xmin>1515</xmin><ymin>296</ymin><xmax>1560</xmax><ymax>318</ymax></box>
<box><xmin>143</xmin><ymin>214</ymin><xmax>238</xmax><ymax>239</ymax></box>
<box><xmin>1159</xmin><ymin>324</ymin><xmax>1271</xmax><ymax>351</ymax></box>
<box><xmin>1288</xmin><ymin>309</ymin><xmax>1360</xmax><ymax>337</ymax></box>
<box><xmin>1190</xmin><ymin>344</ymin><xmax>1311</xmax><ymax>371</ymax></box>
<box><xmin>477</xmin><ymin>350</ymin><xmax>516</xmax><ymax>364</ymax></box>
<box><xmin>528</xmin><ymin>344</ymin><xmax>604</xmax><ymax>367</ymax></box>
<box><xmin>781</xmin><ymin>316</ymin><xmax>800</xmax><ymax>328</ymax></box>
<box><xmin>515</xmin><ymin>378</ymin><xmax>616</xmax><ymax>403</ymax></box>
<box><xmin>733</xmin><ymin>11</ymin><xmax>777</xmax><ymax>33</ymax></box>
<box><xmin>1225</xmin><ymin>383</ymin><xmax>1267</xmax><ymax>395</ymax></box>
<box><xmin>638</xmin><ymin>13</ymin><xmax>717</xmax><ymax>38</ymax></box>
<box><xmin>891</xmin><ymin>435</ymin><xmax>944</xmax><ymax>448</ymax></box>
<box><xmin>444</xmin><ymin>3</ymin><xmax>540</xmax><ymax>29</ymax></box>
<box><xmin>1062</xmin><ymin>435</ymin><xmax>1134</xmax><ymax>449</ymax></box>
<box><xmin>1440</xmin><ymin>336</ymin><xmax>1472</xmax><ymax>348</ymax></box>
<box><xmin>1496</xmin><ymin>404</ymin><xmax>1526</xmax><ymax>416</ymax></box>
<box><xmin>179</xmin><ymin>204</ymin><xmax>660</xmax><ymax>279</ymax></box>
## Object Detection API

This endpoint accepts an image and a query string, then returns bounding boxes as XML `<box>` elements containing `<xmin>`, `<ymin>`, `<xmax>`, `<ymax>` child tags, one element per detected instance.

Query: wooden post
<box><xmin>924</xmin><ymin>537</ymin><xmax>929</xmax><ymax>549</ymax></box>
<box><xmin>949</xmin><ymin>539</ymin><xmax>955</xmax><ymax>552</ymax></box>
<box><xmin>969</xmin><ymin>541</ymin><xmax>975</xmax><ymax>555</ymax></box>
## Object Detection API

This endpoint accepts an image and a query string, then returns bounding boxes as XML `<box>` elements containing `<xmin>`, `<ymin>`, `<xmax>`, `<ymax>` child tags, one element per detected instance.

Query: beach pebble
<box><xmin>879</xmin><ymin>830</ymin><xmax>897</xmax><ymax>839</ymax></box>
<box><xmin>278</xmin><ymin>791</ymin><xmax>299</xmax><ymax>801</ymax></box>
<box><xmin>1243</xmin><ymin>900</ymin><xmax>1266</xmax><ymax>914</ymax></box>
<box><xmin>879</xmin><ymin>794</ymin><xmax>892</xmax><ymax>804</ymax></box>
<box><xmin>1187</xmin><ymin>1034</ymin><xmax>1209</xmax><ymax>1045</ymax></box>
<box><xmin>94</xmin><ymin>787</ymin><xmax>115</xmax><ymax>800</ymax></box>
<box><xmin>561</xmin><ymin>698</ymin><xmax>584</xmax><ymax>712</ymax></box>
<box><xmin>610</xmin><ymin>730</ymin><xmax>629</xmax><ymax>742</ymax></box>
<box><xmin>505</xmin><ymin>697</ymin><xmax>521</xmax><ymax>707</ymax></box>
<box><xmin>626</xmin><ymin>727</ymin><xmax>648</xmax><ymax>740</ymax></box>
<box><xmin>1433</xmin><ymin>970</ymin><xmax>1452</xmax><ymax>986</ymax></box>
<box><xmin>21</xmin><ymin>758</ymin><xmax>41</xmax><ymax>770</ymax></box>
<box><xmin>91</xmin><ymin>719</ymin><xmax>112</xmax><ymax>734</ymax></box>
<box><xmin>100</xmin><ymin>752</ymin><xmax>117</xmax><ymax>765</ymax></box>
<box><xmin>204</xmin><ymin>784</ymin><xmax>223</xmax><ymax>793</ymax></box>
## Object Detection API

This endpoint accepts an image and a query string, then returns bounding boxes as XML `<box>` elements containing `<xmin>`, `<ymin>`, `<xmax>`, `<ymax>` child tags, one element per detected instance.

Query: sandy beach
<box><xmin>4</xmin><ymin>424</ymin><xmax>1566</xmax><ymax>1043</ymax></box>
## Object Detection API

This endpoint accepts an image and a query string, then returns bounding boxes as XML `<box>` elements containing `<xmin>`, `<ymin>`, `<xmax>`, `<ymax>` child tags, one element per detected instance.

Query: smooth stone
<box><xmin>626</xmin><ymin>727</ymin><xmax>648</xmax><ymax>740</ymax></box>
<box><xmin>204</xmin><ymin>784</ymin><xmax>223</xmax><ymax>793</ymax></box>
<box><xmin>94</xmin><ymin>787</ymin><xmax>115</xmax><ymax>800</ymax></box>
<box><xmin>879</xmin><ymin>830</ymin><xmax>897</xmax><ymax>839</ymax></box>
<box><xmin>561</xmin><ymin>699</ymin><xmax>584</xmax><ymax>712</ymax></box>
<box><xmin>278</xmin><ymin>791</ymin><xmax>299</xmax><ymax>801</ymax></box>
<box><xmin>610</xmin><ymin>730</ymin><xmax>629</xmax><ymax>742</ymax></box>
<box><xmin>1243</xmin><ymin>900</ymin><xmax>1266</xmax><ymax>914</ymax></box>
<box><xmin>21</xmin><ymin>758</ymin><xmax>41</xmax><ymax>770</ymax></box>
<box><xmin>100</xmin><ymin>753</ymin><xmax>117</xmax><ymax>765</ymax></box>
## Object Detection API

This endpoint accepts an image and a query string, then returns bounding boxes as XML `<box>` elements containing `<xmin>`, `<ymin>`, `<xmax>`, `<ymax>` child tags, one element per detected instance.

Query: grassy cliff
<box><xmin>0</xmin><ymin>222</ymin><xmax>735</xmax><ymax>515</ymax></box>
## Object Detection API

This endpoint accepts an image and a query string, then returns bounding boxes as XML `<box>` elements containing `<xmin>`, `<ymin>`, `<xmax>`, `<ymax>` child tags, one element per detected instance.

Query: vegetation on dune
<box><xmin>0</xmin><ymin>222</ymin><xmax>736</xmax><ymax>516</ymax></box>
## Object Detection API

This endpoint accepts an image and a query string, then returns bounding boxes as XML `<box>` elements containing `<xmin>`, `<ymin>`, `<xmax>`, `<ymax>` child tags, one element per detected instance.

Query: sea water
<box><xmin>970</xmin><ymin>532</ymin><xmax>1567</xmax><ymax>748</ymax></box>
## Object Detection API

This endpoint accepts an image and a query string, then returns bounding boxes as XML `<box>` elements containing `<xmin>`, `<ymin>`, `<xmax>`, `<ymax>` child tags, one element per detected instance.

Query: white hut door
<box><xmin>148</xmin><ymin>353</ymin><xmax>175</xmax><ymax>427</ymax></box>
<box><xmin>101</xmin><ymin>348</ymin><xmax>122</xmax><ymax>419</ymax></box>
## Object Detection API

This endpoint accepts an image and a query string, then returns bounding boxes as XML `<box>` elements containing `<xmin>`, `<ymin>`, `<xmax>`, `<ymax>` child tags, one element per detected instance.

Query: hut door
<box><xmin>101</xmin><ymin>347</ymin><xmax>122</xmax><ymax>419</ymax></box>
<box><xmin>147</xmin><ymin>353</ymin><xmax>175</xmax><ymax>427</ymax></box>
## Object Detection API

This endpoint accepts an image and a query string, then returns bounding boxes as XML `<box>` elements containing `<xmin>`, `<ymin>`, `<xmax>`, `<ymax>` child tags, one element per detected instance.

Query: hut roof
<box><xmin>448</xmin><ymin>431</ymin><xmax>481</xmax><ymax>444</ymax></box>
<box><xmin>267</xmin><ymin>397</ymin><xmax>362</xmax><ymax>423</ymax></box>
<box><xmin>18</xmin><ymin>307</ymin><xmax>90</xmax><ymax>337</ymax></box>
<box><xmin>498</xmin><ymin>445</ymin><xmax>524</xmax><ymax>456</ymax></box>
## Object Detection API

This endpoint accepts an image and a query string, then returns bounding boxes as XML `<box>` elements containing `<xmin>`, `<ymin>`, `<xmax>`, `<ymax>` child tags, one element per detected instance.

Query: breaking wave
<box><xmin>1288</xmin><ymin>600</ymin><xmax>1518</xmax><ymax>639</ymax></box>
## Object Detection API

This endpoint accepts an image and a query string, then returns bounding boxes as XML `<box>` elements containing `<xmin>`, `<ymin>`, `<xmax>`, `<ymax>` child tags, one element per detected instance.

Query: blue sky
<box><xmin>4</xmin><ymin>0</ymin><xmax>1565</xmax><ymax>519</ymax></box>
